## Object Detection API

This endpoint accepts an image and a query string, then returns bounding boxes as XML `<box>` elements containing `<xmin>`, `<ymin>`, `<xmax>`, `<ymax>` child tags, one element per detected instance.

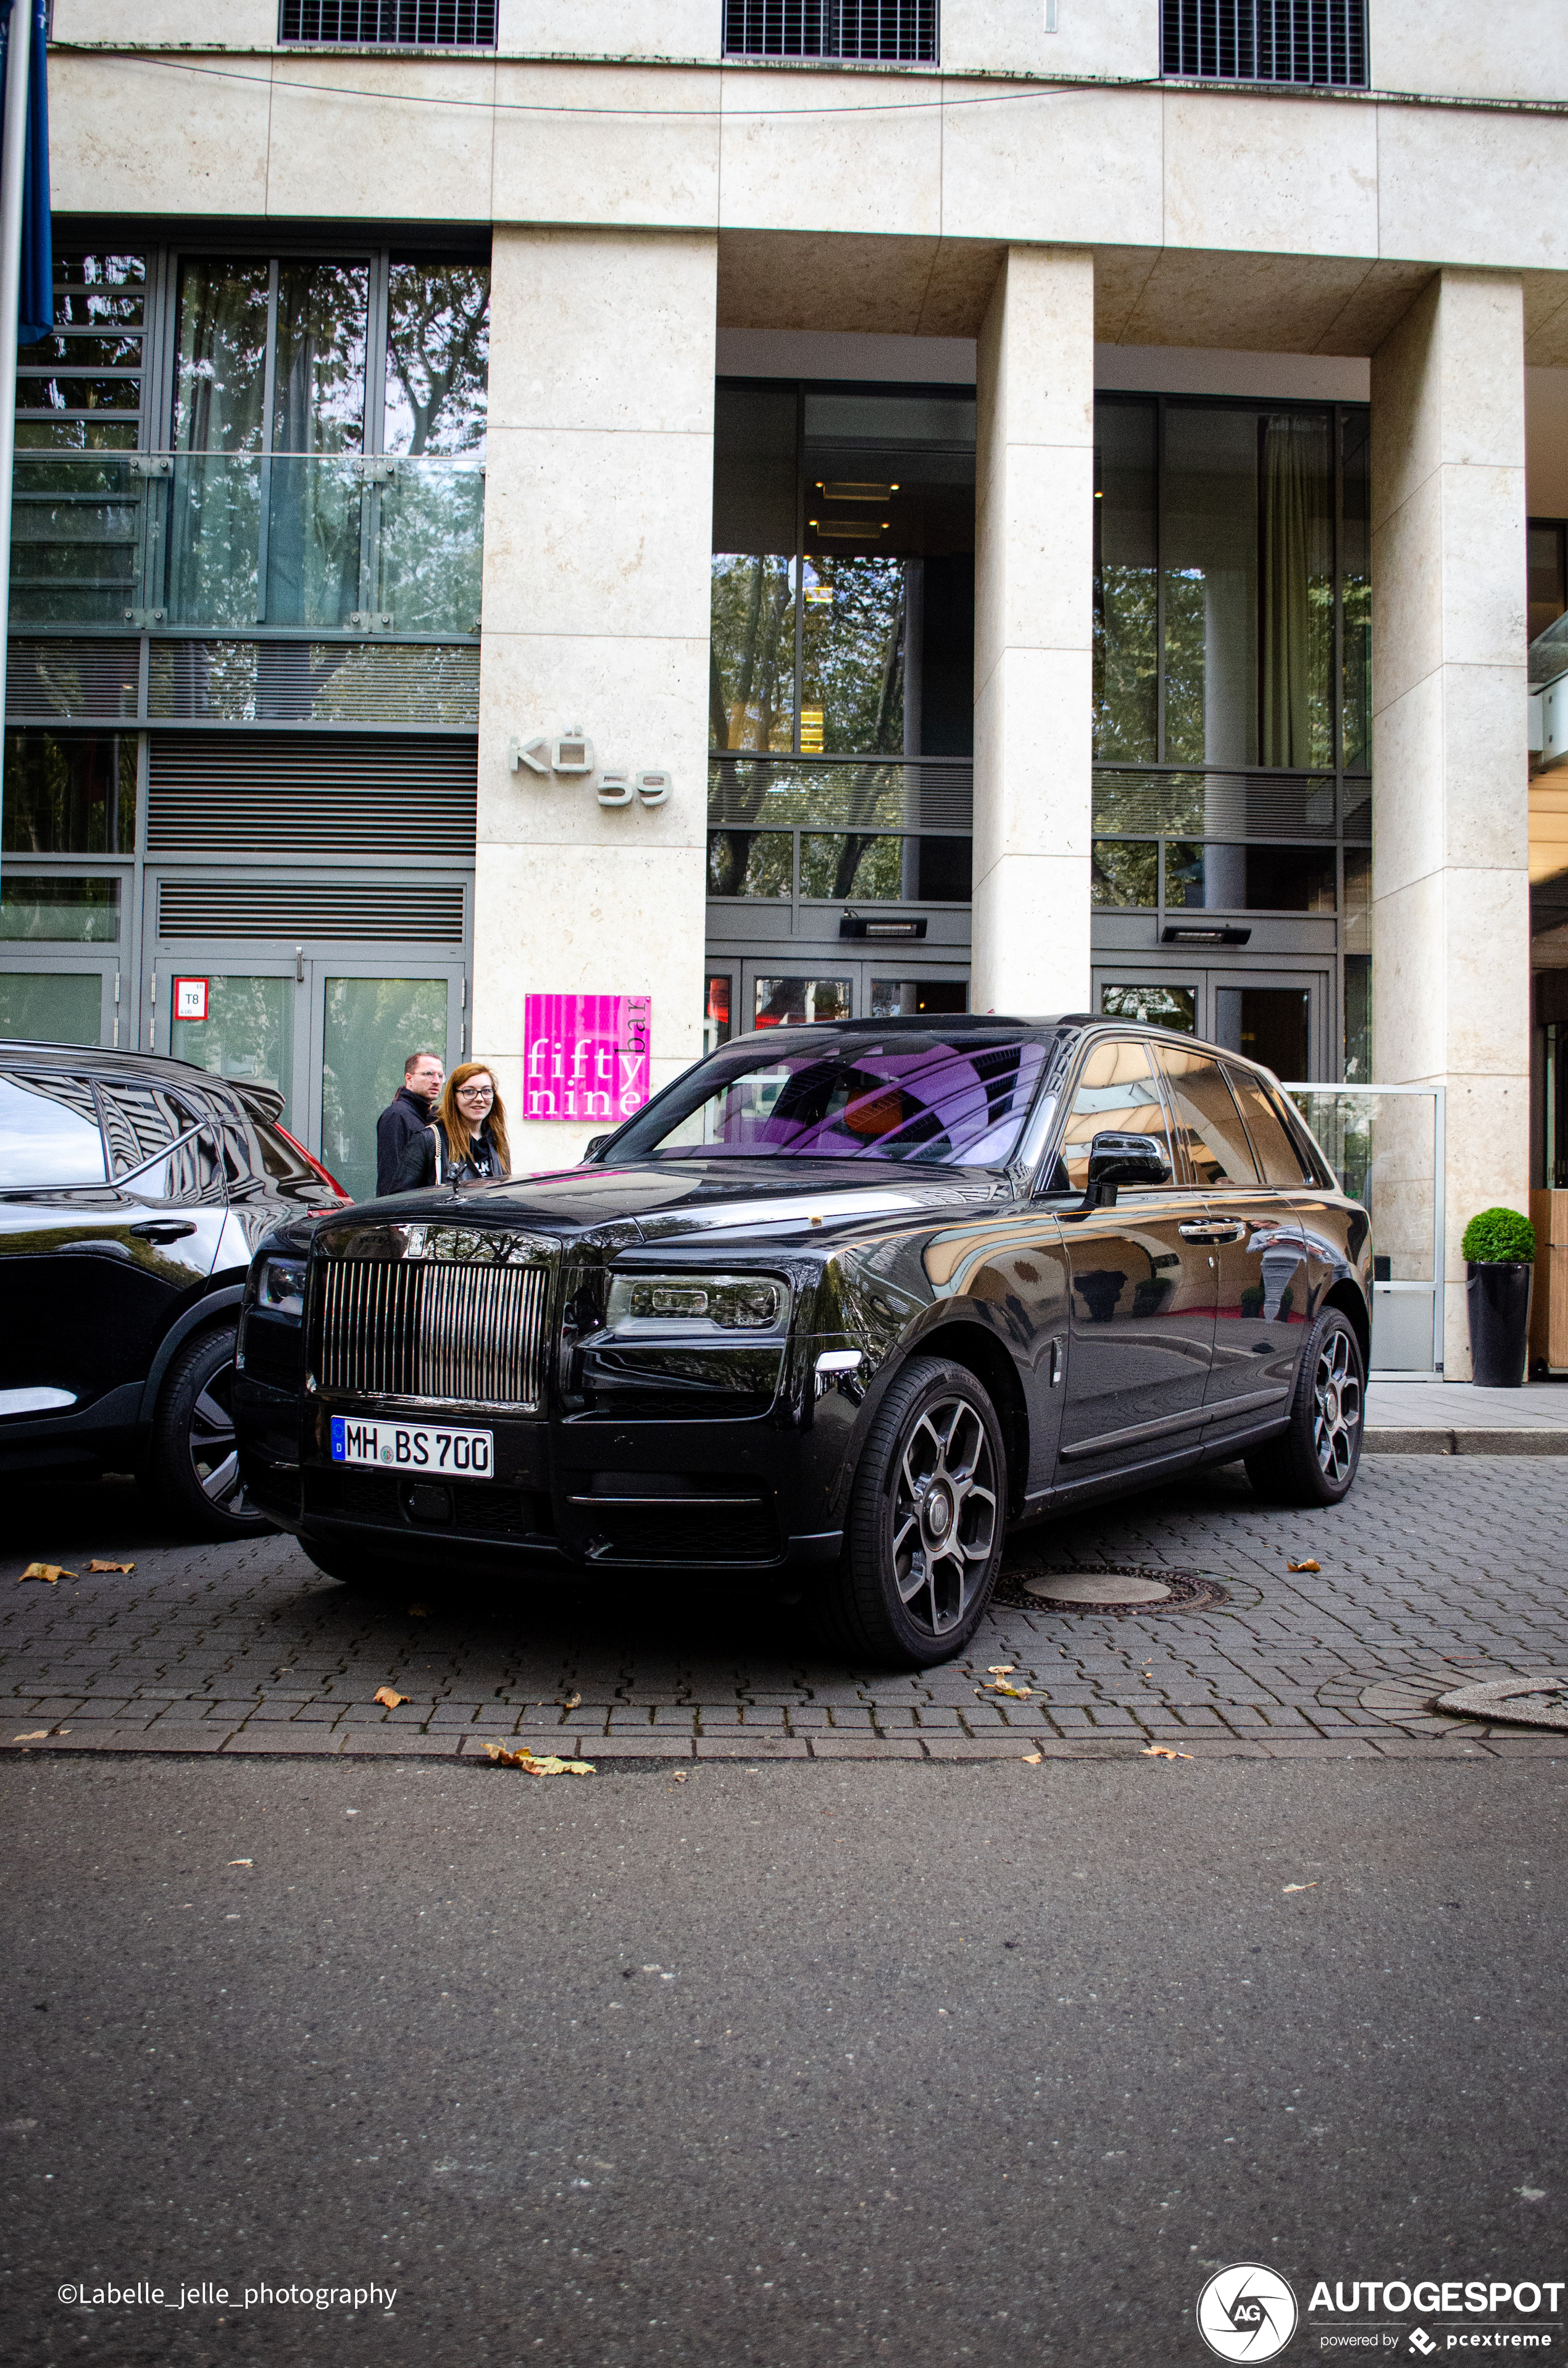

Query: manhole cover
<box><xmin>1435</xmin><ymin>1674</ymin><xmax>1568</xmax><ymax>1731</ymax></box>
<box><xmin>1026</xmin><ymin>1572</ymin><xmax>1174</xmax><ymax>1605</ymax></box>
<box><xmin>993</xmin><ymin>1563</ymin><xmax>1228</xmax><ymax>1617</ymax></box>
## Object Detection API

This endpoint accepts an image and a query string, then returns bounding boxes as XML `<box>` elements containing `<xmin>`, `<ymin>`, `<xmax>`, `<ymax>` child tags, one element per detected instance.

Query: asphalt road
<box><xmin>4</xmin><ymin>1754</ymin><xmax>1564</xmax><ymax>2367</ymax></box>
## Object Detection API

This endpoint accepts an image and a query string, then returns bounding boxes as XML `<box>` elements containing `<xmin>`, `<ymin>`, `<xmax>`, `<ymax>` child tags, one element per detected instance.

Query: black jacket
<box><xmin>375</xmin><ymin>1086</ymin><xmax>436</xmax><ymax>1196</ymax></box>
<box><xmin>392</xmin><ymin>1119</ymin><xmax>506</xmax><ymax>1194</ymax></box>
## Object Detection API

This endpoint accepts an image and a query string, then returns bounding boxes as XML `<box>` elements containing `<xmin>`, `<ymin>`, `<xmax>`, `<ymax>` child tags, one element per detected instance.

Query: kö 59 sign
<box><xmin>523</xmin><ymin>995</ymin><xmax>651</xmax><ymax>1124</ymax></box>
<box><xmin>507</xmin><ymin>726</ymin><xmax>670</xmax><ymax>810</ymax></box>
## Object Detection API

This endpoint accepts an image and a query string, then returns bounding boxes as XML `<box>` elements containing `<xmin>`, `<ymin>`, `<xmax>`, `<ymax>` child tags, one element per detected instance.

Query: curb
<box><xmin>1364</xmin><ymin>1428</ymin><xmax>1568</xmax><ymax>1457</ymax></box>
<box><xmin>0</xmin><ymin>1728</ymin><xmax>1559</xmax><ymax>1765</ymax></box>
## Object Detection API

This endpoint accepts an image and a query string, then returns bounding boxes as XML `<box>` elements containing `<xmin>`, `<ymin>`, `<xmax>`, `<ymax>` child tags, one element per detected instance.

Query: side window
<box><xmin>1157</xmin><ymin>1048</ymin><xmax>1259</xmax><ymax>1187</ymax></box>
<box><xmin>1227</xmin><ymin>1068</ymin><xmax>1312</xmax><ymax>1186</ymax></box>
<box><xmin>1049</xmin><ymin>1038</ymin><xmax>1175</xmax><ymax>1194</ymax></box>
<box><xmin>0</xmin><ymin>1070</ymin><xmax>107</xmax><ymax>1187</ymax></box>
<box><xmin>96</xmin><ymin>1082</ymin><xmax>175</xmax><ymax>1177</ymax></box>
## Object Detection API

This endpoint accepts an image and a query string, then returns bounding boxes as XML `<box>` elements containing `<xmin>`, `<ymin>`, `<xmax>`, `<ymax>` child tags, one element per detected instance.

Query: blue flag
<box><xmin>0</xmin><ymin>0</ymin><xmax>50</xmax><ymax>345</ymax></box>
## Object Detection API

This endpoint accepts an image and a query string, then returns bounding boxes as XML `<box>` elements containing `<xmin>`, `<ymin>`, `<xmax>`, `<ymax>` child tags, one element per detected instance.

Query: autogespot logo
<box><xmin>1196</xmin><ymin>2265</ymin><xmax>1301</xmax><ymax>2362</ymax></box>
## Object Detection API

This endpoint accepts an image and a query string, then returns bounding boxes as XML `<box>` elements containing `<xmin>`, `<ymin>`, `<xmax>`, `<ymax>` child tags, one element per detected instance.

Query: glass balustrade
<box><xmin>9</xmin><ymin>451</ymin><xmax>484</xmax><ymax>637</ymax></box>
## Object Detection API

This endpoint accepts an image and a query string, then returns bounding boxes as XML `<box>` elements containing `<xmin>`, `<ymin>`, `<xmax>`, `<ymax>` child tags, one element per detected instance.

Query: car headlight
<box><xmin>254</xmin><ymin>1255</ymin><xmax>307</xmax><ymax>1322</ymax></box>
<box><xmin>604</xmin><ymin>1273</ymin><xmax>786</xmax><ymax>1333</ymax></box>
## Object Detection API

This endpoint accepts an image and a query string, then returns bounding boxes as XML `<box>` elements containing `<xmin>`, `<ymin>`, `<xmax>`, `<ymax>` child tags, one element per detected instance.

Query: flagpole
<box><xmin>0</xmin><ymin>0</ymin><xmax>35</xmax><ymax>828</ymax></box>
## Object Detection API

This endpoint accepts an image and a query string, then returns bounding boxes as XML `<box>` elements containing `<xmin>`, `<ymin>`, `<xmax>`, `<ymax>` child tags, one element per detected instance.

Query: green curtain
<box><xmin>1260</xmin><ymin>415</ymin><xmax>1331</xmax><ymax>768</ymax></box>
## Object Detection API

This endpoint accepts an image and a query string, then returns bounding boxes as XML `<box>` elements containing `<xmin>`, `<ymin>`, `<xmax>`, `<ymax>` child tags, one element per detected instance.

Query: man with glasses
<box><xmin>375</xmin><ymin>1048</ymin><xmax>445</xmax><ymax>1197</ymax></box>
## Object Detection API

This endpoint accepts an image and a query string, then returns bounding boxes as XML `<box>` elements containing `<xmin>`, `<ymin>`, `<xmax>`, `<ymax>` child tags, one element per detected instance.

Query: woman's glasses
<box><xmin>455</xmin><ymin>1082</ymin><xmax>493</xmax><ymax>1103</ymax></box>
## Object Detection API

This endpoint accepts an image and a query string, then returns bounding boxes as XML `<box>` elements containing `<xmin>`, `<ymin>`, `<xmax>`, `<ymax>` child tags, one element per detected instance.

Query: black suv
<box><xmin>235</xmin><ymin>1016</ymin><xmax>1371</xmax><ymax>1667</ymax></box>
<box><xmin>1</xmin><ymin>1039</ymin><xmax>351</xmax><ymax>1536</ymax></box>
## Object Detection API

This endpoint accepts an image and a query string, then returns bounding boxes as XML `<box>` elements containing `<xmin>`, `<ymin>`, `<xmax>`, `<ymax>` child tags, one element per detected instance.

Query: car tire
<box><xmin>815</xmin><ymin>1354</ymin><xmax>1007</xmax><ymax>1670</ymax></box>
<box><xmin>146</xmin><ymin>1325</ymin><xmax>275</xmax><ymax>1542</ymax></box>
<box><xmin>1243</xmin><ymin>1307</ymin><xmax>1364</xmax><ymax>1507</ymax></box>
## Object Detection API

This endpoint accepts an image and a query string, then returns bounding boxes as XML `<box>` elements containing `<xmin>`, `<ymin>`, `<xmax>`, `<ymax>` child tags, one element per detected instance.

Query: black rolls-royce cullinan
<box><xmin>234</xmin><ymin>1016</ymin><xmax>1371</xmax><ymax>1668</ymax></box>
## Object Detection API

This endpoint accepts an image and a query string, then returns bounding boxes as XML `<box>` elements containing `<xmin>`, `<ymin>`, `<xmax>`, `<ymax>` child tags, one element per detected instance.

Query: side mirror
<box><xmin>1078</xmin><ymin>1130</ymin><xmax>1171</xmax><ymax>1209</ymax></box>
<box><xmin>583</xmin><ymin>1134</ymin><xmax>612</xmax><ymax>1162</ymax></box>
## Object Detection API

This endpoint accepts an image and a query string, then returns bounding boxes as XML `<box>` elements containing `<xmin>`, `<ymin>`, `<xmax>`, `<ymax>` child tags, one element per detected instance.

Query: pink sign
<box><xmin>523</xmin><ymin>994</ymin><xmax>651</xmax><ymax>1124</ymax></box>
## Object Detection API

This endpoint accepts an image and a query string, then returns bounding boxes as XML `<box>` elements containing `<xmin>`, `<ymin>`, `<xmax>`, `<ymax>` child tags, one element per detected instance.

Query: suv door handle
<box><xmin>1178</xmin><ymin>1221</ymin><xmax>1245</xmax><ymax>1244</ymax></box>
<box><xmin>128</xmin><ymin>1218</ymin><xmax>198</xmax><ymax>1244</ymax></box>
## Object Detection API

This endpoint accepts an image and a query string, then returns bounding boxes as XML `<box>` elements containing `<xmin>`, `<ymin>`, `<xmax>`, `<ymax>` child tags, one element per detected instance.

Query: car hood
<box><xmin>335</xmin><ymin>1158</ymin><xmax>1011</xmax><ymax>1249</ymax></box>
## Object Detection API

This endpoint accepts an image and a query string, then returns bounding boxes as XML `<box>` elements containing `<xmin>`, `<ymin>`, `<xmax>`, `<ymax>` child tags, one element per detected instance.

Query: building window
<box><xmin>1161</xmin><ymin>0</ymin><xmax>1369</xmax><ymax>88</ymax></box>
<box><xmin>722</xmin><ymin>1</ymin><xmax>938</xmax><ymax>63</ymax></box>
<box><xmin>10</xmin><ymin>247</ymin><xmax>488</xmax><ymax>641</ymax></box>
<box><xmin>278</xmin><ymin>1</ymin><xmax>498</xmax><ymax>44</ymax></box>
<box><xmin>1</xmin><ymin>732</ymin><xmax>138</xmax><ymax>854</ymax></box>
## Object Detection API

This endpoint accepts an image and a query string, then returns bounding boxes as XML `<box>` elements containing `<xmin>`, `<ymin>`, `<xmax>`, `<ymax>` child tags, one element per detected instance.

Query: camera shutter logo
<box><xmin>1196</xmin><ymin>2265</ymin><xmax>1299</xmax><ymax>2362</ymax></box>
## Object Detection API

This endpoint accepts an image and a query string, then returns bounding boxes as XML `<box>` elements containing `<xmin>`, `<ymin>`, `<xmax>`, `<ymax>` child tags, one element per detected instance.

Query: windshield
<box><xmin>609</xmin><ymin>1030</ymin><xmax>1051</xmax><ymax>1166</ymax></box>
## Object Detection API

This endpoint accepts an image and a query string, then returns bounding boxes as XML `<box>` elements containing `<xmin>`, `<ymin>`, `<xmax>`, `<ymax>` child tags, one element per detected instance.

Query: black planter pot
<box><xmin>1466</xmin><ymin>1260</ymin><xmax>1533</xmax><ymax>1387</ymax></box>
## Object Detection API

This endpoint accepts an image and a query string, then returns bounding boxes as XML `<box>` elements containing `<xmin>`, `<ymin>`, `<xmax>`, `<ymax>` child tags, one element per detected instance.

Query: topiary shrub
<box><xmin>1461</xmin><ymin>1207</ymin><xmax>1537</xmax><ymax>1264</ymax></box>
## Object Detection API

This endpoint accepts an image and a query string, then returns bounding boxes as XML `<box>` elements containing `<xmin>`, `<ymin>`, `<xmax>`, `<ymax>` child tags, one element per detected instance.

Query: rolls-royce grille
<box><xmin>315</xmin><ymin>1255</ymin><xmax>549</xmax><ymax>1409</ymax></box>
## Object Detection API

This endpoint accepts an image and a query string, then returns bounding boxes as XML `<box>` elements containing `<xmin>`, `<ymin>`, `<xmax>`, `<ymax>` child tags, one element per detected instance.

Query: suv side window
<box><xmin>1226</xmin><ymin>1066</ymin><xmax>1312</xmax><ymax>1186</ymax></box>
<box><xmin>97</xmin><ymin>1079</ymin><xmax>223</xmax><ymax>1201</ymax></box>
<box><xmin>96</xmin><ymin>1081</ymin><xmax>174</xmax><ymax>1177</ymax></box>
<box><xmin>0</xmin><ymin>1070</ymin><xmax>107</xmax><ymax>1187</ymax></box>
<box><xmin>1047</xmin><ymin>1037</ymin><xmax>1175</xmax><ymax>1194</ymax></box>
<box><xmin>1157</xmin><ymin>1048</ymin><xmax>1259</xmax><ymax>1187</ymax></box>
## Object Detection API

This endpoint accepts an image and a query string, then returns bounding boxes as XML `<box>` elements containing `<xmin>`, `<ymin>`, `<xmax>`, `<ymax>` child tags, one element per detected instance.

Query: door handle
<box><xmin>1177</xmin><ymin>1221</ymin><xmax>1246</xmax><ymax>1244</ymax></box>
<box><xmin>128</xmin><ymin>1219</ymin><xmax>198</xmax><ymax>1244</ymax></box>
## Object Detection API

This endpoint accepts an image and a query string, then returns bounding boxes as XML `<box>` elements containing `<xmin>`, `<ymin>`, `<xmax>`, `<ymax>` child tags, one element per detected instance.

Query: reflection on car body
<box><xmin>234</xmin><ymin>1016</ymin><xmax>1372</xmax><ymax>1669</ymax></box>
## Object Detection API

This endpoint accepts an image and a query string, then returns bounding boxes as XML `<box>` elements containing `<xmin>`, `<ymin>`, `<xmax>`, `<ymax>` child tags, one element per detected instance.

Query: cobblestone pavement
<box><xmin>4</xmin><ymin>1457</ymin><xmax>1566</xmax><ymax>1762</ymax></box>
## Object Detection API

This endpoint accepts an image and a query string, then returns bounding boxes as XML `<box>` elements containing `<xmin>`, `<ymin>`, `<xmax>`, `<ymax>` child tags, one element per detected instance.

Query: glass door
<box><xmin>306</xmin><ymin>963</ymin><xmax>465</xmax><ymax>1203</ymax></box>
<box><xmin>165</xmin><ymin>963</ymin><xmax>302</xmax><ymax>1131</ymax></box>
<box><xmin>735</xmin><ymin>958</ymin><xmax>970</xmax><ymax>1032</ymax></box>
<box><xmin>1093</xmin><ymin>966</ymin><xmax>1330</xmax><ymax>1079</ymax></box>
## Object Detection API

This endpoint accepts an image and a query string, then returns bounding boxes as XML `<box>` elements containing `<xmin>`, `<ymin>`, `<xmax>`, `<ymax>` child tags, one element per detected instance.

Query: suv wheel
<box><xmin>815</xmin><ymin>1355</ymin><xmax>1007</xmax><ymax>1670</ymax></box>
<box><xmin>146</xmin><ymin>1326</ymin><xmax>274</xmax><ymax>1542</ymax></box>
<box><xmin>1244</xmin><ymin>1307</ymin><xmax>1364</xmax><ymax>1507</ymax></box>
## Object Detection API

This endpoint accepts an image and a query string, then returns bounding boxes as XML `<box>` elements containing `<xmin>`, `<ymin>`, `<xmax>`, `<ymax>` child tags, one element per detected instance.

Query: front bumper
<box><xmin>235</xmin><ymin>1372</ymin><xmax>857</xmax><ymax>1576</ymax></box>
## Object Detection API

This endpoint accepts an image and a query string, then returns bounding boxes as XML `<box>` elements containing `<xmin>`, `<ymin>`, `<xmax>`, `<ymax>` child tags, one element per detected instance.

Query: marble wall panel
<box><xmin>970</xmin><ymin>852</ymin><xmax>1093</xmax><ymax>1016</ymax></box>
<box><xmin>491</xmin><ymin>62</ymin><xmax>719</xmax><ymax>228</ymax></box>
<box><xmin>718</xmin><ymin>69</ymin><xmax>943</xmax><ymax>237</ymax></box>
<box><xmin>941</xmin><ymin>0</ymin><xmax>1155</xmax><ymax>80</ymax></box>
<box><xmin>1524</xmin><ymin>287</ymin><xmax>1568</xmax><ymax>372</ymax></box>
<box><xmin>488</xmin><ymin>228</ymin><xmax>716</xmax><ymax>433</ymax></box>
<box><xmin>497</xmin><ymin>0</ymin><xmax>718</xmax><ymax>59</ymax></box>
<box><xmin>1369</xmin><ymin>0</ymin><xmax>1561</xmax><ymax>106</ymax></box>
<box><xmin>49</xmin><ymin>50</ymin><xmax>271</xmax><ymax>216</ymax></box>
<box><xmin>972</xmin><ymin>650</ymin><xmax>1095</xmax><ymax>880</ymax></box>
<box><xmin>54</xmin><ymin>0</ymin><xmax>275</xmax><ymax>34</ymax></box>
<box><xmin>1162</xmin><ymin>92</ymin><xmax>1378</xmax><ymax>259</ymax></box>
<box><xmin>476</xmin><ymin>634</ymin><xmax>709</xmax><ymax>851</ymax></box>
<box><xmin>264</xmin><ymin>56</ymin><xmax>496</xmax><ymax>222</ymax></box>
<box><xmin>480</xmin><ymin>427</ymin><xmax>714</xmax><ymax>641</ymax></box>
<box><xmin>1113</xmin><ymin>250</ymin><xmax>1382</xmax><ymax>357</ymax></box>
<box><xmin>1377</xmin><ymin>105</ymin><xmax>1568</xmax><ymax>274</ymax></box>
<box><xmin>940</xmin><ymin>83</ymin><xmax>1162</xmax><ymax>249</ymax></box>
<box><xmin>717</xmin><ymin>230</ymin><xmax>936</xmax><ymax>334</ymax></box>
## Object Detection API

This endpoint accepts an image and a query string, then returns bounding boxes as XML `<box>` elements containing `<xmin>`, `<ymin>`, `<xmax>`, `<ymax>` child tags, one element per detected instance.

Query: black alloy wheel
<box><xmin>146</xmin><ymin>1326</ymin><xmax>275</xmax><ymax>1542</ymax></box>
<box><xmin>1244</xmin><ymin>1306</ymin><xmax>1365</xmax><ymax>1507</ymax></box>
<box><xmin>821</xmin><ymin>1353</ymin><xmax>1007</xmax><ymax>1669</ymax></box>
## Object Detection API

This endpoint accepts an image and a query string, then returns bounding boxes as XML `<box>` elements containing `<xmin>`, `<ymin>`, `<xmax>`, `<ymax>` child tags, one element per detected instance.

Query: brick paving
<box><xmin>3</xmin><ymin>1457</ymin><xmax>1566</xmax><ymax>1762</ymax></box>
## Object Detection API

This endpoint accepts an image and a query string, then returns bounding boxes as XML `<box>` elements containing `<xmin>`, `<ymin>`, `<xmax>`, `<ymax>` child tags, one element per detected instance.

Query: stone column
<box><xmin>472</xmin><ymin>227</ymin><xmax>717</xmax><ymax>1171</ymax></box>
<box><xmin>1370</xmin><ymin>269</ymin><xmax>1530</xmax><ymax>1379</ymax></box>
<box><xmin>970</xmin><ymin>246</ymin><xmax>1095</xmax><ymax>1018</ymax></box>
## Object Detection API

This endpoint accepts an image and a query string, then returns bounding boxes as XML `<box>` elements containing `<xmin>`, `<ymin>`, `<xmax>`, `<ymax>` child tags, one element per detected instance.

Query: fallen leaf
<box><xmin>670</xmin><ymin>1771</ymin><xmax>688</xmax><ymax>1783</ymax></box>
<box><xmin>87</xmin><ymin>1560</ymin><xmax>135</xmax><ymax>1574</ymax></box>
<box><xmin>562</xmin><ymin>1692</ymin><xmax>582</xmax><ymax>1712</ymax></box>
<box><xmin>987</xmin><ymin>1664</ymin><xmax>1016</xmax><ymax>1676</ymax></box>
<box><xmin>12</xmin><ymin>1730</ymin><xmax>49</xmax><ymax>1741</ymax></box>
<box><xmin>1287</xmin><ymin>1558</ymin><xmax>1320</xmax><ymax>1573</ymax></box>
<box><xmin>227</xmin><ymin>1858</ymin><xmax>252</xmax><ymax>1867</ymax></box>
<box><xmin>407</xmin><ymin>1604</ymin><xmax>428</xmax><ymax>1618</ymax></box>
<box><xmin>483</xmin><ymin>1741</ymin><xmax>594</xmax><ymax>1776</ymax></box>
<box><xmin>1021</xmin><ymin>1751</ymin><xmax>1043</xmax><ymax>1765</ymax></box>
<box><xmin>1141</xmin><ymin>1744</ymin><xmax>1193</xmax><ymax>1760</ymax></box>
<box><xmin>18</xmin><ymin>1563</ymin><xmax>73</xmax><ymax>1584</ymax></box>
<box><xmin>373</xmin><ymin>1686</ymin><xmax>410</xmax><ymax>1709</ymax></box>
<box><xmin>990</xmin><ymin>1680</ymin><xmax>1032</xmax><ymax>1699</ymax></box>
<box><xmin>1282</xmin><ymin>1881</ymin><xmax>1318</xmax><ymax>1893</ymax></box>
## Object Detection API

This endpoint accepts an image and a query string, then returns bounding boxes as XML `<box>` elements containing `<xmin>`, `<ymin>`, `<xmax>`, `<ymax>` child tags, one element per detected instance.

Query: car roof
<box><xmin>0</xmin><ymin>1037</ymin><xmax>285</xmax><ymax>1123</ymax></box>
<box><xmin>719</xmin><ymin>1013</ymin><xmax>1286</xmax><ymax>1084</ymax></box>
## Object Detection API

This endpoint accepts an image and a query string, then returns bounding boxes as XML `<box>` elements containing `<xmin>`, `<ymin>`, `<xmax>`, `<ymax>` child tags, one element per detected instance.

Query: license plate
<box><xmin>330</xmin><ymin>1416</ymin><xmax>494</xmax><ymax>1478</ymax></box>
